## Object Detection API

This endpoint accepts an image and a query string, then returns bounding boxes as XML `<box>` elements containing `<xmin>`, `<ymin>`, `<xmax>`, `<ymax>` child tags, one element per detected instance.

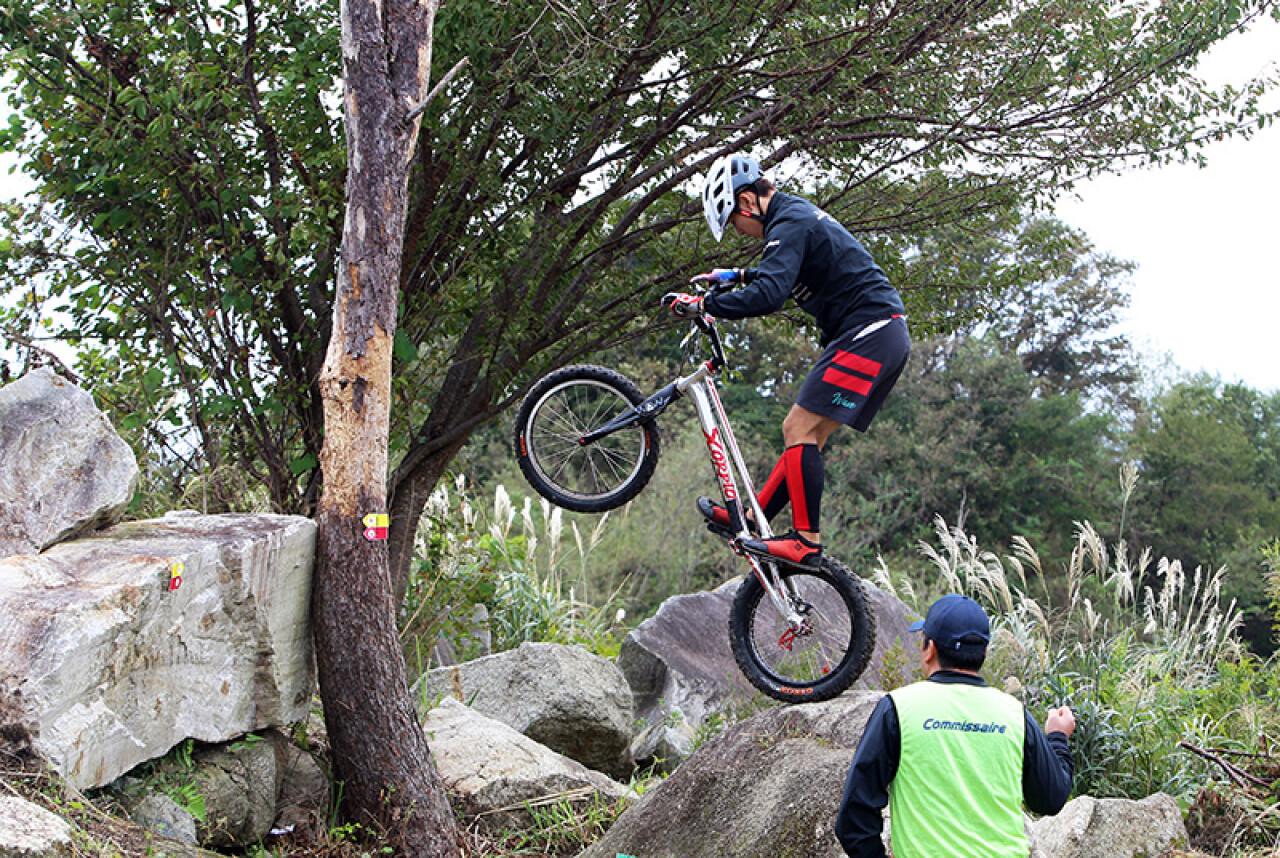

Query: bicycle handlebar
<box><xmin>659</xmin><ymin>281</ymin><xmax>731</xmax><ymax>368</ymax></box>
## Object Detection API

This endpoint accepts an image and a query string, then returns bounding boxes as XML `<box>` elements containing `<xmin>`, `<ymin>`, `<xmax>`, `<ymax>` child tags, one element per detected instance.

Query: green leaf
<box><xmin>393</xmin><ymin>330</ymin><xmax>419</xmax><ymax>364</ymax></box>
<box><xmin>141</xmin><ymin>366</ymin><xmax>165</xmax><ymax>393</ymax></box>
<box><xmin>288</xmin><ymin>452</ymin><xmax>318</xmax><ymax>475</ymax></box>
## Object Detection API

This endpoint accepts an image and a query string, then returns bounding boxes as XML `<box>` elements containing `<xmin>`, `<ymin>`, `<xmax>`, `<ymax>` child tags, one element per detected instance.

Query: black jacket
<box><xmin>703</xmin><ymin>192</ymin><xmax>905</xmax><ymax>346</ymax></box>
<box><xmin>833</xmin><ymin>672</ymin><xmax>1075</xmax><ymax>857</ymax></box>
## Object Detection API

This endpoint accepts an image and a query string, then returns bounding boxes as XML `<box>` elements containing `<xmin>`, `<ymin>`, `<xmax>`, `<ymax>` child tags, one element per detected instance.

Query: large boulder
<box><xmin>1031</xmin><ymin>793</ymin><xmax>1190</xmax><ymax>858</ymax></box>
<box><xmin>583</xmin><ymin>686</ymin><xmax>1182</xmax><ymax>858</ymax></box>
<box><xmin>0</xmin><ymin>368</ymin><xmax>139</xmax><ymax>558</ymax></box>
<box><xmin>0</xmin><ymin>512</ymin><xmax>316</xmax><ymax>789</ymax></box>
<box><xmin>422</xmin><ymin>697</ymin><xmax>628</xmax><ymax>829</ymax></box>
<box><xmin>581</xmin><ymin>692</ymin><xmax>883</xmax><ymax>858</ymax></box>
<box><xmin>619</xmin><ymin>577</ymin><xmax>913</xmax><ymax>768</ymax></box>
<box><xmin>422</xmin><ymin>642</ymin><xmax>634</xmax><ymax>779</ymax></box>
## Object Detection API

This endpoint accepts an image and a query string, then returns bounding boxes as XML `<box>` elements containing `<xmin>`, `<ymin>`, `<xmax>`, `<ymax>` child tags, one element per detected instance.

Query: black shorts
<box><xmin>796</xmin><ymin>316</ymin><xmax>910</xmax><ymax>432</ymax></box>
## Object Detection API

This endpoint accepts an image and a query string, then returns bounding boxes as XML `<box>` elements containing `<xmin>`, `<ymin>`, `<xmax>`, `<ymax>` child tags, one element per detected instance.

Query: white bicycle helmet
<box><xmin>701</xmin><ymin>153</ymin><xmax>762</xmax><ymax>241</ymax></box>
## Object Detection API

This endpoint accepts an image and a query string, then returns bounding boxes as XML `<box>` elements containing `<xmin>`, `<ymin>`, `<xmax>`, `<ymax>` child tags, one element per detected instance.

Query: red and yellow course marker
<box><xmin>363</xmin><ymin>513</ymin><xmax>389</xmax><ymax>541</ymax></box>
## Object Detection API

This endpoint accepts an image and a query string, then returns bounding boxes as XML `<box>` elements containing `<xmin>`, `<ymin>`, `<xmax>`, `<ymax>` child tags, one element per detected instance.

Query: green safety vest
<box><xmin>888</xmin><ymin>680</ymin><xmax>1028</xmax><ymax>858</ymax></box>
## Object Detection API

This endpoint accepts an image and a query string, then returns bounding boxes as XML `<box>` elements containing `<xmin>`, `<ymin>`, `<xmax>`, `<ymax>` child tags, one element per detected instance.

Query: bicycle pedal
<box><xmin>705</xmin><ymin>521</ymin><xmax>737</xmax><ymax>540</ymax></box>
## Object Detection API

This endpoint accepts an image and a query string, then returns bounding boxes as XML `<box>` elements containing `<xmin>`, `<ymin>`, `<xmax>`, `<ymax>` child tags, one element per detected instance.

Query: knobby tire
<box><xmin>729</xmin><ymin>554</ymin><xmax>875</xmax><ymax>703</ymax></box>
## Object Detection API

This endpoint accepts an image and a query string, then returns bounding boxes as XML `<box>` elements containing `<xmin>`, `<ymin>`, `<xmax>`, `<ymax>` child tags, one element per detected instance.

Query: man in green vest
<box><xmin>834</xmin><ymin>594</ymin><xmax>1076</xmax><ymax>857</ymax></box>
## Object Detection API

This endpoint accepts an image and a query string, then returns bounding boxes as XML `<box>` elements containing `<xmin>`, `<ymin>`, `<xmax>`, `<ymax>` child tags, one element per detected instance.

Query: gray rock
<box><xmin>0</xmin><ymin>368</ymin><xmax>139</xmax><ymax>558</ymax></box>
<box><xmin>0</xmin><ymin>795</ymin><xmax>74</xmax><ymax>857</ymax></box>
<box><xmin>130</xmin><ymin>793</ymin><xmax>199</xmax><ymax>846</ymax></box>
<box><xmin>581</xmin><ymin>692</ymin><xmax>883</xmax><ymax>858</ymax></box>
<box><xmin>618</xmin><ymin>582</ymin><xmax>754</xmax><ymax>752</ymax></box>
<box><xmin>269</xmin><ymin>731</ymin><xmax>329</xmax><ymax>838</ymax></box>
<box><xmin>423</xmin><ymin>642</ymin><xmax>634</xmax><ymax>779</ymax></box>
<box><xmin>422</xmin><ymin>697</ymin><xmax>627</xmax><ymax>829</ymax></box>
<box><xmin>193</xmin><ymin>737</ymin><xmax>280</xmax><ymax>849</ymax></box>
<box><xmin>619</xmin><ymin>577</ymin><xmax>913</xmax><ymax>769</ymax></box>
<box><xmin>628</xmin><ymin>716</ymin><xmax>698</xmax><ymax>775</ymax></box>
<box><xmin>1031</xmin><ymin>792</ymin><xmax>1189</xmax><ymax>858</ymax></box>
<box><xmin>0</xmin><ymin>512</ymin><xmax>316</xmax><ymax>789</ymax></box>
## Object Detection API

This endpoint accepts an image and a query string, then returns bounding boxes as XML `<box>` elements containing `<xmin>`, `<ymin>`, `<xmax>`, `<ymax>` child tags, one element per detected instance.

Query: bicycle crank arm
<box><xmin>577</xmin><ymin>382</ymin><xmax>680</xmax><ymax>446</ymax></box>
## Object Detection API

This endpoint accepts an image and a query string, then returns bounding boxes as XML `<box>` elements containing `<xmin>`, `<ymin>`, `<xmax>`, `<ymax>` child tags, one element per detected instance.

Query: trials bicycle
<box><xmin>513</xmin><ymin>286</ymin><xmax>876</xmax><ymax>703</ymax></box>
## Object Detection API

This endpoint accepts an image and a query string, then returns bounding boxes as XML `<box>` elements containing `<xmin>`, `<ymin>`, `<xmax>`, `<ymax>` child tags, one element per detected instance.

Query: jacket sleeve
<box><xmin>1021</xmin><ymin>707</ymin><xmax>1074</xmax><ymax>815</ymax></box>
<box><xmin>834</xmin><ymin>695</ymin><xmax>898</xmax><ymax>857</ymax></box>
<box><xmin>703</xmin><ymin>213</ymin><xmax>807</xmax><ymax>320</ymax></box>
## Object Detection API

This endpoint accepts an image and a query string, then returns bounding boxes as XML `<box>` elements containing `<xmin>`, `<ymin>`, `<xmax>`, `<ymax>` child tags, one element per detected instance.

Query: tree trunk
<box><xmin>311</xmin><ymin>0</ymin><xmax>458</xmax><ymax>853</ymax></box>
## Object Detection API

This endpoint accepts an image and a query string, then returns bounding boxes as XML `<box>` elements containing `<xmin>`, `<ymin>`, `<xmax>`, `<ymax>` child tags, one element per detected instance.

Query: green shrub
<box><xmin>400</xmin><ymin>476</ymin><xmax>629</xmax><ymax>679</ymax></box>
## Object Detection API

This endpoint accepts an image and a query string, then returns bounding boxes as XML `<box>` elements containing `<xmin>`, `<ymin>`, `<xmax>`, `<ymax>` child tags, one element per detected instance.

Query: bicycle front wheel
<box><xmin>514</xmin><ymin>365</ymin><xmax>661</xmax><ymax>513</ymax></box>
<box><xmin>729</xmin><ymin>555</ymin><xmax>876</xmax><ymax>703</ymax></box>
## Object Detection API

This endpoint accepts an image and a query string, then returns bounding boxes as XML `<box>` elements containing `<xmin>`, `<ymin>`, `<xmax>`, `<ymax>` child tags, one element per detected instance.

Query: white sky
<box><xmin>1054</xmin><ymin>15</ymin><xmax>1280</xmax><ymax>394</ymax></box>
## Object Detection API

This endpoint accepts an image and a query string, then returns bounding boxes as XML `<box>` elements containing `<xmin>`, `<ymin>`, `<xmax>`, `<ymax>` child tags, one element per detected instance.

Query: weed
<box><xmin>477</xmin><ymin>789</ymin><xmax>624</xmax><ymax>857</ymax></box>
<box><xmin>400</xmin><ymin>476</ymin><xmax>630</xmax><ymax>682</ymax></box>
<box><xmin>877</xmin><ymin>478</ymin><xmax>1276</xmax><ymax>807</ymax></box>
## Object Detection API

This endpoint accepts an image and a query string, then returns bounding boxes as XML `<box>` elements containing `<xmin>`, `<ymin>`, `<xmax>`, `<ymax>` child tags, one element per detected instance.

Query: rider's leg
<box><xmin>713</xmin><ymin>407</ymin><xmax>838</xmax><ymax>535</ymax></box>
<box><xmin>779</xmin><ymin>405</ymin><xmax>841</xmax><ymax>544</ymax></box>
<box><xmin>736</xmin><ymin>408</ymin><xmax>840</xmax><ymax>566</ymax></box>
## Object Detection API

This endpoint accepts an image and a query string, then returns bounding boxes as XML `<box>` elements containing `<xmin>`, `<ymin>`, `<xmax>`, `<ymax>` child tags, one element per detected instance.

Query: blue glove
<box><xmin>689</xmin><ymin>268</ymin><xmax>743</xmax><ymax>285</ymax></box>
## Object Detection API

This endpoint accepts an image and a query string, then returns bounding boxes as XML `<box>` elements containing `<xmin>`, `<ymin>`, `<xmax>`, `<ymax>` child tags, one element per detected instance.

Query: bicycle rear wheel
<box><xmin>729</xmin><ymin>555</ymin><xmax>875</xmax><ymax>703</ymax></box>
<box><xmin>514</xmin><ymin>365</ymin><xmax>661</xmax><ymax>513</ymax></box>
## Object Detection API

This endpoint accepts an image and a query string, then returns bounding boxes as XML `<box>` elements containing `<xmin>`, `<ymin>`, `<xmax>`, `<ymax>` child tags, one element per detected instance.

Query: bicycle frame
<box><xmin>580</xmin><ymin>312</ymin><xmax>808</xmax><ymax>630</ymax></box>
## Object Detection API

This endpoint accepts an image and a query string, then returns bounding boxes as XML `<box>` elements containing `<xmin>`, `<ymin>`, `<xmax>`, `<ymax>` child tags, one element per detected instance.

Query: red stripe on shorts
<box><xmin>832</xmin><ymin>350</ymin><xmax>883</xmax><ymax>377</ymax></box>
<box><xmin>822</xmin><ymin>367</ymin><xmax>873</xmax><ymax>395</ymax></box>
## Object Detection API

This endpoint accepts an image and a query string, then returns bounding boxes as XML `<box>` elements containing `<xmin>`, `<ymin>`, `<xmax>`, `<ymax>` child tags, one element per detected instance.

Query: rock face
<box><xmin>0</xmin><ymin>368</ymin><xmax>139</xmax><ymax>558</ymax></box>
<box><xmin>0</xmin><ymin>795</ymin><xmax>74</xmax><ymax>858</ymax></box>
<box><xmin>422</xmin><ymin>697</ymin><xmax>628</xmax><ymax>828</ymax></box>
<box><xmin>192</xmin><ymin>737</ymin><xmax>281</xmax><ymax>849</ymax></box>
<box><xmin>1031</xmin><ymin>793</ymin><xmax>1190</xmax><ymax>858</ymax></box>
<box><xmin>423</xmin><ymin>641</ymin><xmax>634</xmax><ymax>779</ymax></box>
<box><xmin>619</xmin><ymin>576</ymin><xmax>914</xmax><ymax>768</ymax></box>
<box><xmin>0</xmin><ymin>511</ymin><xmax>317</xmax><ymax>789</ymax></box>
<box><xmin>581</xmin><ymin>692</ymin><xmax>883</xmax><ymax>858</ymax></box>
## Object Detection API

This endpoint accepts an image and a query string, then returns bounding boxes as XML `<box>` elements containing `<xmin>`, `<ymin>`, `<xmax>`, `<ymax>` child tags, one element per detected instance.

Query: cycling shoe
<box><xmin>737</xmin><ymin>530</ymin><xmax>822</xmax><ymax>568</ymax></box>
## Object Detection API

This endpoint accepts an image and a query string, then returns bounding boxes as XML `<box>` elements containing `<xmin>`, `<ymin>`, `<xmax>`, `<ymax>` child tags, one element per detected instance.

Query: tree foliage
<box><xmin>0</xmin><ymin>0</ymin><xmax>340</xmax><ymax>510</ymax></box>
<box><xmin>1</xmin><ymin>0</ymin><xmax>1276</xmax><ymax>595</ymax></box>
<box><xmin>1127</xmin><ymin>377</ymin><xmax>1280</xmax><ymax>636</ymax></box>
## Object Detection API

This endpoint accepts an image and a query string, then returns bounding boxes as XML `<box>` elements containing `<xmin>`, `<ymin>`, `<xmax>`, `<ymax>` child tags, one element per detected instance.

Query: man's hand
<box><xmin>688</xmin><ymin>268</ymin><xmax>742</xmax><ymax>285</ymax></box>
<box><xmin>1045</xmin><ymin>706</ymin><xmax>1076</xmax><ymax>739</ymax></box>
<box><xmin>666</xmin><ymin>292</ymin><xmax>704</xmax><ymax>318</ymax></box>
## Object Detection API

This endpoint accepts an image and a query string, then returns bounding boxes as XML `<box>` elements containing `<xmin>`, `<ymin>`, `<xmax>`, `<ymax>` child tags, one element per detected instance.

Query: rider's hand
<box><xmin>689</xmin><ymin>268</ymin><xmax>743</xmax><ymax>285</ymax></box>
<box><xmin>666</xmin><ymin>292</ymin><xmax>704</xmax><ymax>319</ymax></box>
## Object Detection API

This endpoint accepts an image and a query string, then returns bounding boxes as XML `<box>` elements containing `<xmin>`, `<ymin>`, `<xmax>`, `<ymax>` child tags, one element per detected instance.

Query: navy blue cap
<box><xmin>908</xmin><ymin>594</ymin><xmax>991</xmax><ymax>652</ymax></box>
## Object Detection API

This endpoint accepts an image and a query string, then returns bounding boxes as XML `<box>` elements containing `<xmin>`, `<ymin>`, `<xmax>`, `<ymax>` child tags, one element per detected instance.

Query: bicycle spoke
<box><xmin>526</xmin><ymin>377</ymin><xmax>647</xmax><ymax>500</ymax></box>
<box><xmin>749</xmin><ymin>570</ymin><xmax>853</xmax><ymax>686</ymax></box>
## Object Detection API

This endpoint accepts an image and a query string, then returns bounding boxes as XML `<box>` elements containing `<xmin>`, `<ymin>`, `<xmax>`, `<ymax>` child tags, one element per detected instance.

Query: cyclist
<box><xmin>668</xmin><ymin>153</ymin><xmax>910</xmax><ymax>567</ymax></box>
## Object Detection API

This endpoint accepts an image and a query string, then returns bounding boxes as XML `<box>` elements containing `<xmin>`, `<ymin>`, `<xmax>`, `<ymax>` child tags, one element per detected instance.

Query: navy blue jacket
<box><xmin>702</xmin><ymin>192</ymin><xmax>904</xmax><ymax>346</ymax></box>
<box><xmin>833</xmin><ymin>672</ymin><xmax>1075</xmax><ymax>857</ymax></box>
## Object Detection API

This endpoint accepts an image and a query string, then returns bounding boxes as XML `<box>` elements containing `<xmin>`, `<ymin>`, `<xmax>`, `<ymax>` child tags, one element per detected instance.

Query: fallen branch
<box><xmin>1179</xmin><ymin>741</ymin><xmax>1275</xmax><ymax>790</ymax></box>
